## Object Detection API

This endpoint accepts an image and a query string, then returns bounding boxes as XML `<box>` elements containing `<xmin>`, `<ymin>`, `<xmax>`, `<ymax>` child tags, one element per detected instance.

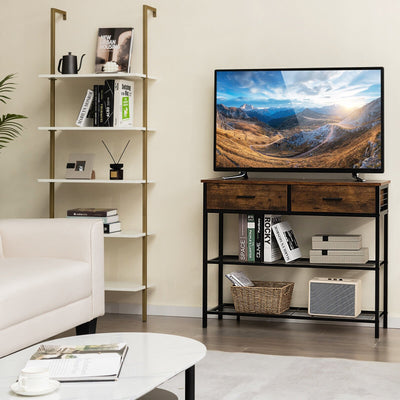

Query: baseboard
<box><xmin>105</xmin><ymin>302</ymin><xmax>400</xmax><ymax>329</ymax></box>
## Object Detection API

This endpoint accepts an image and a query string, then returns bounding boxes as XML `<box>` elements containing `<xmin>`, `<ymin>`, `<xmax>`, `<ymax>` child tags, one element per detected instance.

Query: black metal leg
<box><xmin>384</xmin><ymin>212</ymin><xmax>388</xmax><ymax>329</ymax></box>
<box><xmin>202</xmin><ymin>187</ymin><xmax>208</xmax><ymax>329</ymax></box>
<box><xmin>218</xmin><ymin>213</ymin><xmax>224</xmax><ymax>320</ymax></box>
<box><xmin>374</xmin><ymin>216</ymin><xmax>380</xmax><ymax>339</ymax></box>
<box><xmin>185</xmin><ymin>366</ymin><xmax>195</xmax><ymax>400</ymax></box>
<box><xmin>76</xmin><ymin>318</ymin><xmax>97</xmax><ymax>335</ymax></box>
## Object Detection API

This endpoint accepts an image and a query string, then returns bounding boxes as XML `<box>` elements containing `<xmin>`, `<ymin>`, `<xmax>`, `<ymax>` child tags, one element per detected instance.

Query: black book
<box><xmin>98</xmin><ymin>85</ymin><xmax>105</xmax><ymax>126</ymax></box>
<box><xmin>103</xmin><ymin>80</ymin><xmax>115</xmax><ymax>127</ymax></box>
<box><xmin>93</xmin><ymin>85</ymin><xmax>99</xmax><ymax>127</ymax></box>
<box><xmin>255</xmin><ymin>213</ymin><xmax>264</xmax><ymax>262</ymax></box>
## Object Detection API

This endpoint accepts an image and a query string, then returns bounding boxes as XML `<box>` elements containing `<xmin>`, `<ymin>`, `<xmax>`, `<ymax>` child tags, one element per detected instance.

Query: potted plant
<box><xmin>0</xmin><ymin>74</ymin><xmax>26</xmax><ymax>150</ymax></box>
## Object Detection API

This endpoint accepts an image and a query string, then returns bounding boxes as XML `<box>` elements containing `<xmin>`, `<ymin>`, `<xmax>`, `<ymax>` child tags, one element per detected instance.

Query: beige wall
<box><xmin>1</xmin><ymin>0</ymin><xmax>399</xmax><ymax>322</ymax></box>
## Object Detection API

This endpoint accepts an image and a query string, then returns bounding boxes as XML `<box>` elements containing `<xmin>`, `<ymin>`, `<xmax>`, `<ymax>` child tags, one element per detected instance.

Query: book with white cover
<box><xmin>263</xmin><ymin>214</ymin><xmax>282</xmax><ymax>262</ymax></box>
<box><xmin>312</xmin><ymin>234</ymin><xmax>362</xmax><ymax>250</ymax></box>
<box><xmin>76</xmin><ymin>89</ymin><xmax>94</xmax><ymax>127</ymax></box>
<box><xmin>114</xmin><ymin>80</ymin><xmax>134</xmax><ymax>127</ymax></box>
<box><xmin>272</xmin><ymin>221</ymin><xmax>301</xmax><ymax>262</ymax></box>
<box><xmin>309</xmin><ymin>248</ymin><xmax>368</xmax><ymax>264</ymax></box>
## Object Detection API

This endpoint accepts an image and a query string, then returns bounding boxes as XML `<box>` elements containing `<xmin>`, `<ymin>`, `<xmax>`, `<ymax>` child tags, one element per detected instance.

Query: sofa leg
<box><xmin>76</xmin><ymin>318</ymin><xmax>97</xmax><ymax>335</ymax></box>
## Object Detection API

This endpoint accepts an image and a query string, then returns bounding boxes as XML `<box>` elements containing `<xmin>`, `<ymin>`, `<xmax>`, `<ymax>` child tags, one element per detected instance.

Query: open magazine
<box><xmin>24</xmin><ymin>343</ymin><xmax>128</xmax><ymax>382</ymax></box>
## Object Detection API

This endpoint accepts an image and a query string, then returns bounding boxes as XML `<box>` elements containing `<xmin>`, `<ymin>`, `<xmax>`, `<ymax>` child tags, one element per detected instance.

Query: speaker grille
<box><xmin>309</xmin><ymin>282</ymin><xmax>355</xmax><ymax>316</ymax></box>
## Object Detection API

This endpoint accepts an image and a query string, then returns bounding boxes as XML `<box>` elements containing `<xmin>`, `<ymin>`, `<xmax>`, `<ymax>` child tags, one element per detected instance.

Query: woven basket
<box><xmin>231</xmin><ymin>281</ymin><xmax>294</xmax><ymax>314</ymax></box>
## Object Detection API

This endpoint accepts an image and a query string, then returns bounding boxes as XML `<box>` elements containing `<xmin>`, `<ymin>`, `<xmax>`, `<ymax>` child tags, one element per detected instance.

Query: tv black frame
<box><xmin>213</xmin><ymin>67</ymin><xmax>384</xmax><ymax>174</ymax></box>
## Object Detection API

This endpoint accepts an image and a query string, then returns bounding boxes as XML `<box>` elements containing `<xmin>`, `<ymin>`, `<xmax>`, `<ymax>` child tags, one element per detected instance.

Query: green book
<box><xmin>247</xmin><ymin>214</ymin><xmax>255</xmax><ymax>262</ymax></box>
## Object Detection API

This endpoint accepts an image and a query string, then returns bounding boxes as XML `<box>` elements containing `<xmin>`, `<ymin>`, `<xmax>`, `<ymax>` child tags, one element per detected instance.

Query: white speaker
<box><xmin>308</xmin><ymin>277</ymin><xmax>361</xmax><ymax>318</ymax></box>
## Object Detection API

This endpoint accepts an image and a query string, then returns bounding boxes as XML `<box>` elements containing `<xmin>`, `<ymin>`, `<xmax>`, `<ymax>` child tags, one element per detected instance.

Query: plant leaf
<box><xmin>0</xmin><ymin>73</ymin><xmax>17</xmax><ymax>104</ymax></box>
<box><xmin>0</xmin><ymin>113</ymin><xmax>26</xmax><ymax>150</ymax></box>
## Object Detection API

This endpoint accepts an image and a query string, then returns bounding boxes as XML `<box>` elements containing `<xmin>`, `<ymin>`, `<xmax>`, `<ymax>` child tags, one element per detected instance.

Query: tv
<box><xmin>214</xmin><ymin>67</ymin><xmax>384</xmax><ymax>177</ymax></box>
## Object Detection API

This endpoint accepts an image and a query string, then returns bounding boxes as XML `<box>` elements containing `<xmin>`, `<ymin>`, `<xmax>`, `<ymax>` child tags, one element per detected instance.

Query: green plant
<box><xmin>0</xmin><ymin>74</ymin><xmax>26</xmax><ymax>150</ymax></box>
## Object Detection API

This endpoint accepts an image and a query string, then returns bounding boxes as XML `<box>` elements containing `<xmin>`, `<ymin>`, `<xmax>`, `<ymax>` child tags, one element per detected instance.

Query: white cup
<box><xmin>18</xmin><ymin>367</ymin><xmax>50</xmax><ymax>391</ymax></box>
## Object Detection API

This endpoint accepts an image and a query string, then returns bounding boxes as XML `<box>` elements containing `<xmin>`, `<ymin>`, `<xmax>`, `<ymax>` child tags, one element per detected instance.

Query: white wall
<box><xmin>1</xmin><ymin>0</ymin><xmax>399</xmax><ymax>322</ymax></box>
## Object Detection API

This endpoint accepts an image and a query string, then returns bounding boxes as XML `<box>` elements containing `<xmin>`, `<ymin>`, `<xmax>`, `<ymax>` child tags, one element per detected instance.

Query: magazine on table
<box><xmin>23</xmin><ymin>343</ymin><xmax>128</xmax><ymax>382</ymax></box>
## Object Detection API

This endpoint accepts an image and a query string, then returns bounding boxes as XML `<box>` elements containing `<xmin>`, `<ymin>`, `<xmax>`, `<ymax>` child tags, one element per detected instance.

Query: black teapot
<box><xmin>58</xmin><ymin>52</ymin><xmax>85</xmax><ymax>74</ymax></box>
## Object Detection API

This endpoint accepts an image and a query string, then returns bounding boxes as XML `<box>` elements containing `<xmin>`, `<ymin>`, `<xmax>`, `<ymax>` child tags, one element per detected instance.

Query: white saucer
<box><xmin>10</xmin><ymin>380</ymin><xmax>60</xmax><ymax>396</ymax></box>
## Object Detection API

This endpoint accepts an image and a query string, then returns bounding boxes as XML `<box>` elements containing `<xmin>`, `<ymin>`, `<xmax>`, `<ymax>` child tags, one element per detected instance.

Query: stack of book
<box><xmin>76</xmin><ymin>80</ymin><xmax>134</xmax><ymax>128</ymax></box>
<box><xmin>239</xmin><ymin>214</ymin><xmax>301</xmax><ymax>263</ymax></box>
<box><xmin>67</xmin><ymin>208</ymin><xmax>121</xmax><ymax>234</ymax></box>
<box><xmin>239</xmin><ymin>214</ymin><xmax>282</xmax><ymax>263</ymax></box>
<box><xmin>309</xmin><ymin>234</ymin><xmax>368</xmax><ymax>264</ymax></box>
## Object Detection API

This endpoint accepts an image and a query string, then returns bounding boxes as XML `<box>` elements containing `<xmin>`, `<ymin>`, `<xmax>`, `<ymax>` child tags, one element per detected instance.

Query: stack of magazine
<box><xmin>225</xmin><ymin>271</ymin><xmax>254</xmax><ymax>287</ymax></box>
<box><xmin>23</xmin><ymin>343</ymin><xmax>128</xmax><ymax>382</ymax></box>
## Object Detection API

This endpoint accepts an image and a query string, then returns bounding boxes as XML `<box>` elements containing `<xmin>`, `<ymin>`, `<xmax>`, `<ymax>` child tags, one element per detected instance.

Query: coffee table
<box><xmin>0</xmin><ymin>332</ymin><xmax>207</xmax><ymax>399</ymax></box>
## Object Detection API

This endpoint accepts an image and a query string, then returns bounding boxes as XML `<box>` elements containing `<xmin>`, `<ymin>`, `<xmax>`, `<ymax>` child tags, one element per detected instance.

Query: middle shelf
<box><xmin>208</xmin><ymin>255</ymin><xmax>383</xmax><ymax>271</ymax></box>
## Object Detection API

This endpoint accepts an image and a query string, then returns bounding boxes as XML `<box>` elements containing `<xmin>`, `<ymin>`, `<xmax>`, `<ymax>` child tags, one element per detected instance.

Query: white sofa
<box><xmin>0</xmin><ymin>218</ymin><xmax>105</xmax><ymax>357</ymax></box>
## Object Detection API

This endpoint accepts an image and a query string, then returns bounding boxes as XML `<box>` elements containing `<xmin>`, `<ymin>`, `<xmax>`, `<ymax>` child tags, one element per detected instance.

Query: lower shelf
<box><xmin>105</xmin><ymin>281</ymin><xmax>146</xmax><ymax>292</ymax></box>
<box><xmin>208</xmin><ymin>304</ymin><xmax>382</xmax><ymax>324</ymax></box>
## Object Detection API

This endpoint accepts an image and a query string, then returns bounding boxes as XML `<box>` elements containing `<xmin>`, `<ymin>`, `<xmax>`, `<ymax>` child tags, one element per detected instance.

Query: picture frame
<box><xmin>65</xmin><ymin>153</ymin><xmax>95</xmax><ymax>179</ymax></box>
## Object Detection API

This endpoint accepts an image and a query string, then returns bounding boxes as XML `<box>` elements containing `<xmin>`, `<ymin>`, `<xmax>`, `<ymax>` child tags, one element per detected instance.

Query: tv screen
<box><xmin>214</xmin><ymin>67</ymin><xmax>384</xmax><ymax>173</ymax></box>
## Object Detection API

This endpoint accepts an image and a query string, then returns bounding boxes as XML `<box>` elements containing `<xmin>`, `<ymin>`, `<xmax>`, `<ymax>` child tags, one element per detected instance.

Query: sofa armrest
<box><xmin>0</xmin><ymin>218</ymin><xmax>105</xmax><ymax>317</ymax></box>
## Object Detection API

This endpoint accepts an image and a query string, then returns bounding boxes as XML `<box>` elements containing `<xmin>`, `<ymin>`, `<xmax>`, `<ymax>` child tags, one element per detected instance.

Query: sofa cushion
<box><xmin>0</xmin><ymin>257</ymin><xmax>91</xmax><ymax>330</ymax></box>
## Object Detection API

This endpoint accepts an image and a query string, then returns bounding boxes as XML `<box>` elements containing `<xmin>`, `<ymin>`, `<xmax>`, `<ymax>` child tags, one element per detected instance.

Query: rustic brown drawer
<box><xmin>291</xmin><ymin>185</ymin><xmax>376</xmax><ymax>214</ymax></box>
<box><xmin>206</xmin><ymin>183</ymin><xmax>287</xmax><ymax>211</ymax></box>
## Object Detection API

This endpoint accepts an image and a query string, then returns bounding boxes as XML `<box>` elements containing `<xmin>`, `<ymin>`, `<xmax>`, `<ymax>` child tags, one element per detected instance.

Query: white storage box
<box><xmin>312</xmin><ymin>234</ymin><xmax>361</xmax><ymax>250</ymax></box>
<box><xmin>308</xmin><ymin>277</ymin><xmax>361</xmax><ymax>317</ymax></box>
<box><xmin>309</xmin><ymin>248</ymin><xmax>368</xmax><ymax>264</ymax></box>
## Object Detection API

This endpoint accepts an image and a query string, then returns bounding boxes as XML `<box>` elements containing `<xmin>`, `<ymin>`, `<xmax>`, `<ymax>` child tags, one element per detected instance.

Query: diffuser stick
<box><xmin>102</xmin><ymin>140</ymin><xmax>117</xmax><ymax>164</ymax></box>
<box><xmin>116</xmin><ymin>140</ymin><xmax>131</xmax><ymax>164</ymax></box>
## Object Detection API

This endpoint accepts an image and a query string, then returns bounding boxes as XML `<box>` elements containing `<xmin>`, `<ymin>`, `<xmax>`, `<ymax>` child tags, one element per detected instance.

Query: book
<box><xmin>238</xmin><ymin>214</ymin><xmax>247</xmax><ymax>262</ymax></box>
<box><xmin>247</xmin><ymin>214</ymin><xmax>255</xmax><ymax>262</ymax></box>
<box><xmin>98</xmin><ymin>85</ymin><xmax>105</xmax><ymax>126</ymax></box>
<box><xmin>312</xmin><ymin>234</ymin><xmax>362</xmax><ymax>250</ymax></box>
<box><xmin>24</xmin><ymin>343</ymin><xmax>128</xmax><ymax>382</ymax></box>
<box><xmin>255</xmin><ymin>213</ymin><xmax>264</xmax><ymax>263</ymax></box>
<box><xmin>67</xmin><ymin>214</ymin><xmax>119</xmax><ymax>224</ymax></box>
<box><xmin>225</xmin><ymin>271</ymin><xmax>254</xmax><ymax>287</ymax></box>
<box><xmin>76</xmin><ymin>89</ymin><xmax>94</xmax><ymax>127</ymax></box>
<box><xmin>309</xmin><ymin>248</ymin><xmax>368</xmax><ymax>264</ymax></box>
<box><xmin>104</xmin><ymin>221</ymin><xmax>121</xmax><ymax>234</ymax></box>
<box><xmin>114</xmin><ymin>80</ymin><xmax>134</xmax><ymax>127</ymax></box>
<box><xmin>95</xmin><ymin>28</ymin><xmax>134</xmax><ymax>74</ymax></box>
<box><xmin>272</xmin><ymin>221</ymin><xmax>301</xmax><ymax>262</ymax></box>
<box><xmin>103</xmin><ymin>79</ymin><xmax>115</xmax><ymax>127</ymax></box>
<box><xmin>101</xmin><ymin>79</ymin><xmax>134</xmax><ymax>127</ymax></box>
<box><xmin>93</xmin><ymin>85</ymin><xmax>100</xmax><ymax>126</ymax></box>
<box><xmin>263</xmin><ymin>215</ymin><xmax>282</xmax><ymax>262</ymax></box>
<box><xmin>67</xmin><ymin>208</ymin><xmax>118</xmax><ymax>217</ymax></box>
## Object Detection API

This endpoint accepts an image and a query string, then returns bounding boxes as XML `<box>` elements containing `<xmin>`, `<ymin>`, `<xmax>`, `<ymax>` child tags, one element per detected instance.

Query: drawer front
<box><xmin>206</xmin><ymin>183</ymin><xmax>287</xmax><ymax>211</ymax></box>
<box><xmin>291</xmin><ymin>185</ymin><xmax>376</xmax><ymax>214</ymax></box>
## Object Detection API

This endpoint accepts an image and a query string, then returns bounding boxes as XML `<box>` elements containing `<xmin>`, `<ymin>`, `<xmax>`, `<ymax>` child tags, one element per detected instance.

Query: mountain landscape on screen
<box><xmin>215</xmin><ymin>69</ymin><xmax>382</xmax><ymax>170</ymax></box>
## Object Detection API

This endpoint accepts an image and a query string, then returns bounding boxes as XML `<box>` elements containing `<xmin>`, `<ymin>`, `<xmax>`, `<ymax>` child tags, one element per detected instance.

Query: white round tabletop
<box><xmin>0</xmin><ymin>332</ymin><xmax>207</xmax><ymax>399</ymax></box>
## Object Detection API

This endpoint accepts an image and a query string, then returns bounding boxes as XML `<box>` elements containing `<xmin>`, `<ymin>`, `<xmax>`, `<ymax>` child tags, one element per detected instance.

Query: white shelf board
<box><xmin>38</xmin><ymin>72</ymin><xmax>154</xmax><ymax>80</ymax></box>
<box><xmin>105</xmin><ymin>281</ymin><xmax>146</xmax><ymax>292</ymax></box>
<box><xmin>38</xmin><ymin>126</ymin><xmax>147</xmax><ymax>132</ymax></box>
<box><xmin>37</xmin><ymin>178</ymin><xmax>153</xmax><ymax>184</ymax></box>
<box><xmin>105</xmin><ymin>231</ymin><xmax>144</xmax><ymax>239</ymax></box>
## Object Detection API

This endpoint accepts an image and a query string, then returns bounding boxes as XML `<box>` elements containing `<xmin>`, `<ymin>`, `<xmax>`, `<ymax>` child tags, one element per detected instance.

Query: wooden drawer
<box><xmin>291</xmin><ymin>185</ymin><xmax>376</xmax><ymax>214</ymax></box>
<box><xmin>206</xmin><ymin>183</ymin><xmax>287</xmax><ymax>211</ymax></box>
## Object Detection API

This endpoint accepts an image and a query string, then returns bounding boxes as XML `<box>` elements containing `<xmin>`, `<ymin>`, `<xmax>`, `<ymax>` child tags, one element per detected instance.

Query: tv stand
<box><xmin>222</xmin><ymin>171</ymin><xmax>248</xmax><ymax>180</ymax></box>
<box><xmin>201</xmin><ymin>177</ymin><xmax>390</xmax><ymax>338</ymax></box>
<box><xmin>352</xmin><ymin>172</ymin><xmax>365</xmax><ymax>182</ymax></box>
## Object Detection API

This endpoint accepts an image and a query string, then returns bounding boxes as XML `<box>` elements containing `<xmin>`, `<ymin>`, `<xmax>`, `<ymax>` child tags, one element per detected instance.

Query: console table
<box><xmin>201</xmin><ymin>178</ymin><xmax>389</xmax><ymax>338</ymax></box>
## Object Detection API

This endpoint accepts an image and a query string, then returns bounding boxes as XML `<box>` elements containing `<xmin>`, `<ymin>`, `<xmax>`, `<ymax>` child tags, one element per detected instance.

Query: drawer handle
<box><xmin>236</xmin><ymin>195</ymin><xmax>256</xmax><ymax>199</ymax></box>
<box><xmin>322</xmin><ymin>197</ymin><xmax>343</xmax><ymax>201</ymax></box>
